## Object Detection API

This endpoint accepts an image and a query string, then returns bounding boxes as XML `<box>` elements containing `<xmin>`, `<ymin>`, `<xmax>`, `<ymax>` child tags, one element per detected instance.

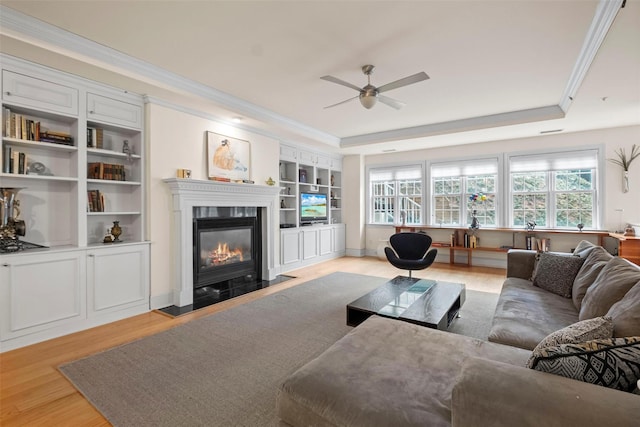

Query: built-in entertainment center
<box><xmin>278</xmin><ymin>143</ymin><xmax>345</xmax><ymax>270</ymax></box>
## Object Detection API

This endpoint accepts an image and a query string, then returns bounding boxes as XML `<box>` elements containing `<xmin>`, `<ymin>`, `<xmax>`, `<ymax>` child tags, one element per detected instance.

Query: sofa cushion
<box><xmin>527</xmin><ymin>316</ymin><xmax>612</xmax><ymax>365</ymax></box>
<box><xmin>579</xmin><ymin>257</ymin><xmax>640</xmax><ymax>321</ymax></box>
<box><xmin>572</xmin><ymin>246</ymin><xmax>613</xmax><ymax>310</ymax></box>
<box><xmin>532</xmin><ymin>252</ymin><xmax>584</xmax><ymax>298</ymax></box>
<box><xmin>573</xmin><ymin>239</ymin><xmax>597</xmax><ymax>257</ymax></box>
<box><xmin>277</xmin><ymin>316</ymin><xmax>529</xmax><ymax>427</ymax></box>
<box><xmin>607</xmin><ymin>280</ymin><xmax>640</xmax><ymax>337</ymax></box>
<box><xmin>527</xmin><ymin>337</ymin><xmax>640</xmax><ymax>392</ymax></box>
<box><xmin>489</xmin><ymin>278</ymin><xmax>580</xmax><ymax>351</ymax></box>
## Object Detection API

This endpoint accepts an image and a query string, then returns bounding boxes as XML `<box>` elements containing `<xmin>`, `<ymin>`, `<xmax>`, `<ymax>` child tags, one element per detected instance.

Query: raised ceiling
<box><xmin>1</xmin><ymin>1</ymin><xmax>639</xmax><ymax>155</ymax></box>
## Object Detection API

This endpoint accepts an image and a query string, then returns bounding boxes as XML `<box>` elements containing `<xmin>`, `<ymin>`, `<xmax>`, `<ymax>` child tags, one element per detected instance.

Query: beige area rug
<box><xmin>59</xmin><ymin>272</ymin><xmax>499</xmax><ymax>427</ymax></box>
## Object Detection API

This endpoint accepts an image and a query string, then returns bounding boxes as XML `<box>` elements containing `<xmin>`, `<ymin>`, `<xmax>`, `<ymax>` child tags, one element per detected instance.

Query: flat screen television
<box><xmin>300</xmin><ymin>192</ymin><xmax>328</xmax><ymax>224</ymax></box>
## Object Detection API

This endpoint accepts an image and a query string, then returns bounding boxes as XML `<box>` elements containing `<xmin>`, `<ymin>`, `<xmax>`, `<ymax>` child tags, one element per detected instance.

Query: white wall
<box><xmin>146</xmin><ymin>102</ymin><xmax>280</xmax><ymax>308</ymax></box>
<box><xmin>348</xmin><ymin>125</ymin><xmax>640</xmax><ymax>263</ymax></box>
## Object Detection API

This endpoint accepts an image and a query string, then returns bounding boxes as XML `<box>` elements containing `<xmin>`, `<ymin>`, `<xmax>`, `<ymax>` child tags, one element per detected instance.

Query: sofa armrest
<box><xmin>452</xmin><ymin>357</ymin><xmax>639</xmax><ymax>427</ymax></box>
<box><xmin>506</xmin><ymin>249</ymin><xmax>537</xmax><ymax>279</ymax></box>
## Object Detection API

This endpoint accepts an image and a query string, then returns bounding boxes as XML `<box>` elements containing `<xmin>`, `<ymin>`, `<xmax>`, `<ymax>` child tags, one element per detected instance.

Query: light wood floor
<box><xmin>0</xmin><ymin>257</ymin><xmax>505</xmax><ymax>426</ymax></box>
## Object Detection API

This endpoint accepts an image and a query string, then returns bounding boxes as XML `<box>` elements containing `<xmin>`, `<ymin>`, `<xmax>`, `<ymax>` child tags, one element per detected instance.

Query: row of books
<box><xmin>87</xmin><ymin>162</ymin><xmax>126</xmax><ymax>181</ymax></box>
<box><xmin>450</xmin><ymin>229</ymin><xmax>479</xmax><ymax>248</ymax></box>
<box><xmin>87</xmin><ymin>190</ymin><xmax>106</xmax><ymax>212</ymax></box>
<box><xmin>3</xmin><ymin>108</ymin><xmax>74</xmax><ymax>145</ymax></box>
<box><xmin>2</xmin><ymin>146</ymin><xmax>28</xmax><ymax>174</ymax></box>
<box><xmin>86</xmin><ymin>127</ymin><xmax>104</xmax><ymax>148</ymax></box>
<box><xmin>526</xmin><ymin>236</ymin><xmax>551</xmax><ymax>252</ymax></box>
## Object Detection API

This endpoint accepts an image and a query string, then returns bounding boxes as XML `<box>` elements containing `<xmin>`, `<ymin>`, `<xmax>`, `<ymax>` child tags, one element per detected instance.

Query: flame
<box><xmin>208</xmin><ymin>241</ymin><xmax>244</xmax><ymax>265</ymax></box>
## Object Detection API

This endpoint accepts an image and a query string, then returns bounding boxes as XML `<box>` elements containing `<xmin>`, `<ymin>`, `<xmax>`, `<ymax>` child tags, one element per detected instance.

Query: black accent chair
<box><xmin>384</xmin><ymin>232</ymin><xmax>438</xmax><ymax>278</ymax></box>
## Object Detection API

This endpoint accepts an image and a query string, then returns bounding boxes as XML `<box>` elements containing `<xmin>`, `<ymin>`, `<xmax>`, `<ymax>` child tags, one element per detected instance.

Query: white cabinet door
<box><xmin>2</xmin><ymin>70</ymin><xmax>79</xmax><ymax>116</ymax></box>
<box><xmin>330</xmin><ymin>157</ymin><xmax>342</xmax><ymax>171</ymax></box>
<box><xmin>0</xmin><ymin>251</ymin><xmax>85</xmax><ymax>340</ymax></box>
<box><xmin>302</xmin><ymin>228</ymin><xmax>319</xmax><ymax>260</ymax></box>
<box><xmin>281</xmin><ymin>229</ymin><xmax>301</xmax><ymax>265</ymax></box>
<box><xmin>316</xmin><ymin>154</ymin><xmax>331</xmax><ymax>169</ymax></box>
<box><xmin>333</xmin><ymin>224</ymin><xmax>346</xmax><ymax>253</ymax></box>
<box><xmin>87</xmin><ymin>93</ymin><xmax>143</xmax><ymax>129</ymax></box>
<box><xmin>279</xmin><ymin>143</ymin><xmax>297</xmax><ymax>162</ymax></box>
<box><xmin>298</xmin><ymin>149</ymin><xmax>316</xmax><ymax>166</ymax></box>
<box><xmin>87</xmin><ymin>244</ymin><xmax>149</xmax><ymax>316</ymax></box>
<box><xmin>319</xmin><ymin>227</ymin><xmax>332</xmax><ymax>255</ymax></box>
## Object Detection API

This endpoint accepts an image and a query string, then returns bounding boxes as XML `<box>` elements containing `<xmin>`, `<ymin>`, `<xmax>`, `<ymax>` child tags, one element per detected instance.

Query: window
<box><xmin>369</xmin><ymin>165</ymin><xmax>423</xmax><ymax>224</ymax></box>
<box><xmin>431</xmin><ymin>158</ymin><xmax>499</xmax><ymax>227</ymax></box>
<box><xmin>509</xmin><ymin>149</ymin><xmax>599</xmax><ymax>229</ymax></box>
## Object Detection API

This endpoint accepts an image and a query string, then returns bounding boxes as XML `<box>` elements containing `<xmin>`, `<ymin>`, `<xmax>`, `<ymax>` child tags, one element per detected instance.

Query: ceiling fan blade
<box><xmin>320</xmin><ymin>75</ymin><xmax>362</xmax><ymax>92</ymax></box>
<box><xmin>378</xmin><ymin>95</ymin><xmax>406</xmax><ymax>110</ymax></box>
<box><xmin>324</xmin><ymin>95</ymin><xmax>359</xmax><ymax>109</ymax></box>
<box><xmin>377</xmin><ymin>72</ymin><xmax>429</xmax><ymax>93</ymax></box>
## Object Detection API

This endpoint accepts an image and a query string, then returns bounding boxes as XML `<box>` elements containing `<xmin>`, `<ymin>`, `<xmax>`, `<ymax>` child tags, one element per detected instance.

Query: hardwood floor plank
<box><xmin>0</xmin><ymin>257</ymin><xmax>505</xmax><ymax>425</ymax></box>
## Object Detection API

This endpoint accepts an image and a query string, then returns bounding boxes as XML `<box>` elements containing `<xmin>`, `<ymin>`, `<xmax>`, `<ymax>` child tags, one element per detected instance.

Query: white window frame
<box><xmin>430</xmin><ymin>157</ymin><xmax>500</xmax><ymax>227</ymax></box>
<box><xmin>367</xmin><ymin>163</ymin><xmax>424</xmax><ymax>225</ymax></box>
<box><xmin>507</xmin><ymin>148</ymin><xmax>602</xmax><ymax>230</ymax></box>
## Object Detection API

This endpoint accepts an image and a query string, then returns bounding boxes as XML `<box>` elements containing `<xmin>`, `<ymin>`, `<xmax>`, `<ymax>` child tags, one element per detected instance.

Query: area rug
<box><xmin>60</xmin><ymin>272</ymin><xmax>499</xmax><ymax>426</ymax></box>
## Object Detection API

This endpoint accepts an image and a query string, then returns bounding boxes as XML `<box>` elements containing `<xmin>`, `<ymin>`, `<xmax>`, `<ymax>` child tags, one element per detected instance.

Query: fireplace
<box><xmin>164</xmin><ymin>178</ymin><xmax>281</xmax><ymax>308</ymax></box>
<box><xmin>192</xmin><ymin>209</ymin><xmax>262</xmax><ymax>305</ymax></box>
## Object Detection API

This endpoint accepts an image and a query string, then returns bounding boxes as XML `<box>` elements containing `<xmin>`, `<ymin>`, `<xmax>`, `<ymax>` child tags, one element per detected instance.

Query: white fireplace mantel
<box><xmin>164</xmin><ymin>178</ymin><xmax>282</xmax><ymax>307</ymax></box>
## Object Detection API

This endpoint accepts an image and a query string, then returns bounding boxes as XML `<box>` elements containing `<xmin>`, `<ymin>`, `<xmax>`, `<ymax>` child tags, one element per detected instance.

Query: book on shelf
<box><xmin>2</xmin><ymin>146</ymin><xmax>28</xmax><ymax>175</ymax></box>
<box><xmin>87</xmin><ymin>190</ymin><xmax>105</xmax><ymax>212</ymax></box>
<box><xmin>87</xmin><ymin>162</ymin><xmax>126</xmax><ymax>181</ymax></box>
<box><xmin>86</xmin><ymin>127</ymin><xmax>104</xmax><ymax>148</ymax></box>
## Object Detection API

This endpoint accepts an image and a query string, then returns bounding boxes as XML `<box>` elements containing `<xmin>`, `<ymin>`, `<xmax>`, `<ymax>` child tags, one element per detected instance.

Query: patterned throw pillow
<box><xmin>528</xmin><ymin>316</ymin><xmax>613</xmax><ymax>363</ymax></box>
<box><xmin>532</xmin><ymin>252</ymin><xmax>585</xmax><ymax>298</ymax></box>
<box><xmin>528</xmin><ymin>337</ymin><xmax>640</xmax><ymax>392</ymax></box>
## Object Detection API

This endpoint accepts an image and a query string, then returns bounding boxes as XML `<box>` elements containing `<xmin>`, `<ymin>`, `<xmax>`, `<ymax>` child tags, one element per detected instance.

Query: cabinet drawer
<box><xmin>2</xmin><ymin>70</ymin><xmax>78</xmax><ymax>116</ymax></box>
<box><xmin>280</xmin><ymin>144</ymin><xmax>297</xmax><ymax>162</ymax></box>
<box><xmin>298</xmin><ymin>150</ymin><xmax>316</xmax><ymax>166</ymax></box>
<box><xmin>87</xmin><ymin>93</ymin><xmax>142</xmax><ymax>129</ymax></box>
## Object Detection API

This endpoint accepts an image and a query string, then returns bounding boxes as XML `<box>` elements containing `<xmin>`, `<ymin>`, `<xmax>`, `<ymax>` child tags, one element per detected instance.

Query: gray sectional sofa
<box><xmin>276</xmin><ymin>241</ymin><xmax>640</xmax><ymax>426</ymax></box>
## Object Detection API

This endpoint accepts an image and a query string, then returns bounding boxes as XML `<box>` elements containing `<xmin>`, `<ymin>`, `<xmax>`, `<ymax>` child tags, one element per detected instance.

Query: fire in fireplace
<box><xmin>193</xmin><ymin>212</ymin><xmax>262</xmax><ymax>306</ymax></box>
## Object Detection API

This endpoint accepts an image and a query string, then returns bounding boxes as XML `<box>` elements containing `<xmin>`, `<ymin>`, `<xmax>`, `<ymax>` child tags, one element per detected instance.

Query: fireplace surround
<box><xmin>164</xmin><ymin>178</ymin><xmax>281</xmax><ymax>307</ymax></box>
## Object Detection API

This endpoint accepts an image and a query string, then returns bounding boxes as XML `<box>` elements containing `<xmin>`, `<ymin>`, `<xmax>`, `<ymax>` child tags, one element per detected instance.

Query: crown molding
<box><xmin>0</xmin><ymin>5</ymin><xmax>340</xmax><ymax>147</ymax></box>
<box><xmin>559</xmin><ymin>0</ymin><xmax>624</xmax><ymax>112</ymax></box>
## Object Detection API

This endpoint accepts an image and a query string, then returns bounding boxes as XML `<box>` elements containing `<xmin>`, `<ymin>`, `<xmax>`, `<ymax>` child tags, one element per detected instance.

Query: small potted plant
<box><xmin>608</xmin><ymin>144</ymin><xmax>639</xmax><ymax>193</ymax></box>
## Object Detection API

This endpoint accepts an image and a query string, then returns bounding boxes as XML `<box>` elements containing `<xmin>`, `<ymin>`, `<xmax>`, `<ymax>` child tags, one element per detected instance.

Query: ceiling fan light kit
<box><xmin>321</xmin><ymin>64</ymin><xmax>429</xmax><ymax>110</ymax></box>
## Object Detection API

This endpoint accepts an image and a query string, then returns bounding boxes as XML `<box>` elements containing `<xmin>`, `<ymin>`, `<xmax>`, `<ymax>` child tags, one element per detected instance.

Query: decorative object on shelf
<box><xmin>122</xmin><ymin>139</ymin><xmax>132</xmax><ymax>162</ymax></box>
<box><xmin>287</xmin><ymin>187</ymin><xmax>291</xmax><ymax>195</ymax></box>
<box><xmin>299</xmin><ymin>169</ymin><xmax>308</xmax><ymax>183</ymax></box>
<box><xmin>176</xmin><ymin>168</ymin><xmax>192</xmax><ymax>178</ymax></box>
<box><xmin>316</xmin><ymin>178</ymin><xmax>322</xmax><ymax>185</ymax></box>
<box><xmin>103</xmin><ymin>228</ymin><xmax>113</xmax><ymax>243</ymax></box>
<box><xmin>0</xmin><ymin>187</ymin><xmax>26</xmax><ymax>241</ymax></box>
<box><xmin>526</xmin><ymin>221</ymin><xmax>537</xmax><ymax>231</ymax></box>
<box><xmin>27</xmin><ymin>161</ymin><xmax>52</xmax><ymax>176</ymax></box>
<box><xmin>577</xmin><ymin>223</ymin><xmax>584</xmax><ymax>231</ymax></box>
<box><xmin>608</xmin><ymin>144</ymin><xmax>639</xmax><ymax>193</ymax></box>
<box><xmin>266</xmin><ymin>177</ymin><xmax>275</xmax><ymax>186</ymax></box>
<box><xmin>206</xmin><ymin>131</ymin><xmax>250</xmax><ymax>181</ymax></box>
<box><xmin>624</xmin><ymin>224</ymin><xmax>636</xmax><ymax>236</ymax></box>
<box><xmin>468</xmin><ymin>192</ymin><xmax>487</xmax><ymax>230</ymax></box>
<box><xmin>331</xmin><ymin>174</ymin><xmax>335</xmax><ymax>186</ymax></box>
<box><xmin>110</xmin><ymin>220</ymin><xmax>122</xmax><ymax>242</ymax></box>
<box><xmin>281</xmin><ymin>199</ymin><xmax>287</xmax><ymax>209</ymax></box>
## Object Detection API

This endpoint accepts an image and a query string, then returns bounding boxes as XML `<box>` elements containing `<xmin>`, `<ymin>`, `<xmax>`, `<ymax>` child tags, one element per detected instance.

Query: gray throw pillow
<box><xmin>527</xmin><ymin>316</ymin><xmax>613</xmax><ymax>366</ymax></box>
<box><xmin>527</xmin><ymin>337</ymin><xmax>640</xmax><ymax>392</ymax></box>
<box><xmin>607</xmin><ymin>280</ymin><xmax>640</xmax><ymax>337</ymax></box>
<box><xmin>573</xmin><ymin>240</ymin><xmax>597</xmax><ymax>257</ymax></box>
<box><xmin>572</xmin><ymin>246</ymin><xmax>613</xmax><ymax>310</ymax></box>
<box><xmin>532</xmin><ymin>252</ymin><xmax>585</xmax><ymax>298</ymax></box>
<box><xmin>579</xmin><ymin>257</ymin><xmax>640</xmax><ymax>321</ymax></box>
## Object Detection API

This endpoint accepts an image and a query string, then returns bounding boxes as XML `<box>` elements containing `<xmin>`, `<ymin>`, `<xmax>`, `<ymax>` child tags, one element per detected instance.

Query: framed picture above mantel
<box><xmin>206</xmin><ymin>131</ymin><xmax>251</xmax><ymax>181</ymax></box>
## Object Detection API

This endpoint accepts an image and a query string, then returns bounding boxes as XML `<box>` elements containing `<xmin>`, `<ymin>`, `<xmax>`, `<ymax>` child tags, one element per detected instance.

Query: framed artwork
<box><xmin>206</xmin><ymin>132</ymin><xmax>251</xmax><ymax>181</ymax></box>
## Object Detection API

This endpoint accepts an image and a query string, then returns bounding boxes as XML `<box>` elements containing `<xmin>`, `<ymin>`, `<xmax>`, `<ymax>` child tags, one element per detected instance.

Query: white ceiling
<box><xmin>1</xmin><ymin>0</ymin><xmax>639</xmax><ymax>155</ymax></box>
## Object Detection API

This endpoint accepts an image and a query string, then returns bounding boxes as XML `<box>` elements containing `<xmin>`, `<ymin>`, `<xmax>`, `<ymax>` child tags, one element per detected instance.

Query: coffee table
<box><xmin>346</xmin><ymin>276</ymin><xmax>465</xmax><ymax>330</ymax></box>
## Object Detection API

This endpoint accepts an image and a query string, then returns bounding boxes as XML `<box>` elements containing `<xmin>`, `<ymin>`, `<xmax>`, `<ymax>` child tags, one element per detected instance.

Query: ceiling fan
<box><xmin>321</xmin><ymin>65</ymin><xmax>429</xmax><ymax>110</ymax></box>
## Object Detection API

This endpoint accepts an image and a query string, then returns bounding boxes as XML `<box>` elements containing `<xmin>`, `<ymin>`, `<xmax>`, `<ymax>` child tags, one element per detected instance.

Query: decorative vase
<box><xmin>110</xmin><ymin>220</ymin><xmax>122</xmax><ymax>242</ymax></box>
<box><xmin>623</xmin><ymin>170</ymin><xmax>629</xmax><ymax>193</ymax></box>
<box><xmin>470</xmin><ymin>209</ymin><xmax>480</xmax><ymax>230</ymax></box>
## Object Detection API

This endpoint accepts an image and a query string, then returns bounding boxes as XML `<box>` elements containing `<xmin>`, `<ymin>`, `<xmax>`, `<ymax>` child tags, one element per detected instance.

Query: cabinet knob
<box><xmin>5</xmin><ymin>91</ymin><xmax>10</xmax><ymax>96</ymax></box>
<box><xmin>2</xmin><ymin>263</ymin><xmax>9</xmax><ymax>267</ymax></box>
<box><xmin>88</xmin><ymin>254</ymin><xmax>95</xmax><ymax>257</ymax></box>
<box><xmin>89</xmin><ymin>110</ymin><xmax>94</xmax><ymax>114</ymax></box>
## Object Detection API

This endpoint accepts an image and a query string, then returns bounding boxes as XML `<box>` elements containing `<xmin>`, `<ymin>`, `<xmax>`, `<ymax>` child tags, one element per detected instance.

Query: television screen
<box><xmin>300</xmin><ymin>192</ymin><xmax>327</xmax><ymax>223</ymax></box>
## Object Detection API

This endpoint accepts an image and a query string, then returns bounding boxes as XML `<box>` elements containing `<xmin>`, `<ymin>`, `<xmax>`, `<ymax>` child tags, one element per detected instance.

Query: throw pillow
<box><xmin>579</xmin><ymin>257</ymin><xmax>640</xmax><ymax>321</ymax></box>
<box><xmin>572</xmin><ymin>246</ymin><xmax>613</xmax><ymax>310</ymax></box>
<box><xmin>607</xmin><ymin>279</ymin><xmax>640</xmax><ymax>337</ymax></box>
<box><xmin>527</xmin><ymin>337</ymin><xmax>640</xmax><ymax>392</ymax></box>
<box><xmin>532</xmin><ymin>252</ymin><xmax>585</xmax><ymax>298</ymax></box>
<box><xmin>573</xmin><ymin>240</ymin><xmax>597</xmax><ymax>257</ymax></box>
<box><xmin>528</xmin><ymin>316</ymin><xmax>613</xmax><ymax>359</ymax></box>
